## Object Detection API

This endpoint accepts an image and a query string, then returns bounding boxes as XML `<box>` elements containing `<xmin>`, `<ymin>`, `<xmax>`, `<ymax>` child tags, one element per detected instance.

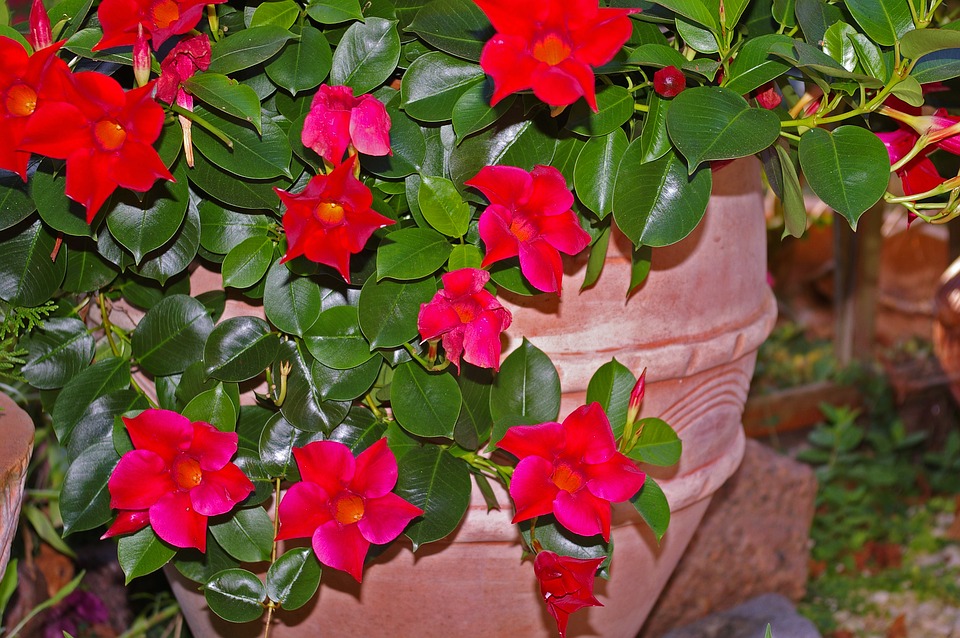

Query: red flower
<box><xmin>276</xmin><ymin>439</ymin><xmax>423</xmax><ymax>582</ymax></box>
<box><xmin>474</xmin><ymin>0</ymin><xmax>636</xmax><ymax>111</ymax></box>
<box><xmin>467</xmin><ymin>164</ymin><xmax>590</xmax><ymax>295</ymax></box>
<box><xmin>155</xmin><ymin>34</ymin><xmax>210</xmax><ymax>109</ymax></box>
<box><xmin>103</xmin><ymin>409</ymin><xmax>254</xmax><ymax>551</ymax></box>
<box><xmin>20</xmin><ymin>72</ymin><xmax>173</xmax><ymax>222</ymax></box>
<box><xmin>653</xmin><ymin>66</ymin><xmax>685</xmax><ymax>98</ymax></box>
<box><xmin>876</xmin><ymin>127</ymin><xmax>943</xmax><ymax>196</ymax></box>
<box><xmin>274</xmin><ymin>155</ymin><xmax>394</xmax><ymax>281</ymax></box>
<box><xmin>417</xmin><ymin>268</ymin><xmax>512</xmax><ymax>372</ymax></box>
<box><xmin>0</xmin><ymin>37</ymin><xmax>71</xmax><ymax>180</ymax></box>
<box><xmin>301</xmin><ymin>84</ymin><xmax>391</xmax><ymax>167</ymax></box>
<box><xmin>753</xmin><ymin>81</ymin><xmax>781</xmax><ymax>109</ymax></box>
<box><xmin>94</xmin><ymin>0</ymin><xmax>220</xmax><ymax>50</ymax></box>
<box><xmin>498</xmin><ymin>403</ymin><xmax>645</xmax><ymax>541</ymax></box>
<box><xmin>534</xmin><ymin>551</ymin><xmax>605</xmax><ymax>638</ymax></box>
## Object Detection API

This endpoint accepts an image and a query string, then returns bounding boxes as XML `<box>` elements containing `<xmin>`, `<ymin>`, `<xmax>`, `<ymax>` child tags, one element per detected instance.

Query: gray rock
<box><xmin>660</xmin><ymin>594</ymin><xmax>821</xmax><ymax>638</ymax></box>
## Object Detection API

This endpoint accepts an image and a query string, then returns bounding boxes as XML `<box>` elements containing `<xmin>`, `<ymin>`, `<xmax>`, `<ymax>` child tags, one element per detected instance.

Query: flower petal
<box><xmin>293</xmin><ymin>441</ymin><xmax>355</xmax><ymax>495</ymax></box>
<box><xmin>357</xmin><ymin>492</ymin><xmax>423</xmax><ymax>545</ymax></box>
<box><xmin>123</xmin><ymin>409</ymin><xmax>192</xmax><ymax>463</ymax></box>
<box><xmin>276</xmin><ymin>481</ymin><xmax>333</xmax><ymax>541</ymax></box>
<box><xmin>553</xmin><ymin>488</ymin><xmax>610</xmax><ymax>540</ymax></box>
<box><xmin>101</xmin><ymin>509</ymin><xmax>150</xmax><ymax>539</ymax></box>
<box><xmin>518</xmin><ymin>237</ymin><xmax>564</xmax><ymax>294</ymax></box>
<box><xmin>109</xmin><ymin>449</ymin><xmax>176</xmax><ymax>509</ymax></box>
<box><xmin>150</xmin><ymin>490</ymin><xmax>208</xmax><ymax>551</ymax></box>
<box><xmin>312</xmin><ymin>519</ymin><xmax>369</xmax><ymax>582</ymax></box>
<box><xmin>186</xmin><ymin>421</ymin><xmax>239</xmax><ymax>471</ymax></box>
<box><xmin>466</xmin><ymin>165</ymin><xmax>532</xmax><ymax>209</ymax></box>
<box><xmin>350</xmin><ymin>439</ymin><xmax>398</xmax><ymax>498</ymax></box>
<box><xmin>586</xmin><ymin>455</ymin><xmax>645</xmax><ymax>503</ymax></box>
<box><xmin>509</xmin><ymin>455</ymin><xmax>559</xmax><ymax>523</ymax></box>
<box><xmin>498</xmin><ymin>421</ymin><xmax>565</xmax><ymax>460</ymax></box>
<box><xmin>190</xmin><ymin>463</ymin><xmax>254</xmax><ymax>516</ymax></box>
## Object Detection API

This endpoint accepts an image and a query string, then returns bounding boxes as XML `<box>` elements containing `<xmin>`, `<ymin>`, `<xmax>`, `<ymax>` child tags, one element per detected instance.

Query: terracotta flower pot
<box><xmin>0</xmin><ymin>391</ymin><xmax>35</xmax><ymax>579</ymax></box>
<box><xmin>168</xmin><ymin>158</ymin><xmax>776</xmax><ymax>637</ymax></box>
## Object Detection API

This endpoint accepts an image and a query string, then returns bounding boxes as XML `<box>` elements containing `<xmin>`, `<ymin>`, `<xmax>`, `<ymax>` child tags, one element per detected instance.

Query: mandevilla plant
<box><xmin>1</xmin><ymin>0</ymin><xmax>960</xmax><ymax>635</ymax></box>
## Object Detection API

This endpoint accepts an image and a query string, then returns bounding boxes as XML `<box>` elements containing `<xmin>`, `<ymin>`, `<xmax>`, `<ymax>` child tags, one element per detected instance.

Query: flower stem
<box><xmin>97</xmin><ymin>292</ymin><xmax>120</xmax><ymax>358</ymax></box>
<box><xmin>262</xmin><ymin>476</ymin><xmax>283</xmax><ymax>638</ymax></box>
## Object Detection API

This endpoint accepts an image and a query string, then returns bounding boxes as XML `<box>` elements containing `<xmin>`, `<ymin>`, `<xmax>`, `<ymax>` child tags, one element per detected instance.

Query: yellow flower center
<box><xmin>173</xmin><ymin>456</ymin><xmax>203</xmax><ymax>490</ymax></box>
<box><xmin>5</xmin><ymin>84</ymin><xmax>38</xmax><ymax>118</ymax></box>
<box><xmin>509</xmin><ymin>216</ymin><xmax>538</xmax><ymax>243</ymax></box>
<box><xmin>151</xmin><ymin>0</ymin><xmax>180</xmax><ymax>29</ymax></box>
<box><xmin>532</xmin><ymin>34</ymin><xmax>572</xmax><ymax>66</ymax></box>
<box><xmin>551</xmin><ymin>462</ymin><xmax>583</xmax><ymax>493</ymax></box>
<box><xmin>315</xmin><ymin>201</ymin><xmax>346</xmax><ymax>226</ymax></box>
<box><xmin>333</xmin><ymin>493</ymin><xmax>365</xmax><ymax>525</ymax></box>
<box><xmin>94</xmin><ymin>119</ymin><xmax>127</xmax><ymax>151</ymax></box>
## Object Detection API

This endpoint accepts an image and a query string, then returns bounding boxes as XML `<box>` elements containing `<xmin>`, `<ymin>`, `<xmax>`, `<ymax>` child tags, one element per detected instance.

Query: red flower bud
<box><xmin>754</xmin><ymin>82</ymin><xmax>781</xmax><ymax>109</ymax></box>
<box><xmin>29</xmin><ymin>0</ymin><xmax>52</xmax><ymax>50</ymax></box>
<box><xmin>653</xmin><ymin>66</ymin><xmax>685</xmax><ymax>98</ymax></box>
<box><xmin>626</xmin><ymin>368</ymin><xmax>646</xmax><ymax>426</ymax></box>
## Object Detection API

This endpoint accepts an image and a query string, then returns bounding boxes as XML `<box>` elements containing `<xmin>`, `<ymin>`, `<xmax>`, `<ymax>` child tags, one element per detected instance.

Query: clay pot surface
<box><xmin>0</xmin><ymin>392</ymin><xmax>35</xmax><ymax>578</ymax></box>
<box><xmin>170</xmin><ymin>158</ymin><xmax>776</xmax><ymax>637</ymax></box>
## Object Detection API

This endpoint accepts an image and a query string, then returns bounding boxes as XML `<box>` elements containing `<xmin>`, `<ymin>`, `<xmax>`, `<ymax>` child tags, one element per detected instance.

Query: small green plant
<box><xmin>0</xmin><ymin>301</ymin><xmax>56</xmax><ymax>382</ymax></box>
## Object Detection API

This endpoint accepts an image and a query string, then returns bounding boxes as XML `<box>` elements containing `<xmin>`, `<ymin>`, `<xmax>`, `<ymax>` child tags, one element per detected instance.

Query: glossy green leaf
<box><xmin>626</xmin><ymin>43</ymin><xmax>687</xmax><ymax>69</ymax></box>
<box><xmin>724</xmin><ymin>34</ymin><xmax>793</xmax><ymax>95</ymax></box>
<box><xmin>189</xmin><ymin>154</ymin><xmax>287</xmax><ymax>211</ymax></box>
<box><xmin>204</xmin><ymin>569</ymin><xmax>267</xmax><ymax>623</ymax></box>
<box><xmin>448</xmin><ymin>244</ymin><xmax>483</xmax><ymax>270</ymax></box>
<box><xmin>183</xmin><ymin>73</ymin><xmax>263</xmax><ymax>133</ymax></box>
<box><xmin>890</xmin><ymin>75</ymin><xmax>923</xmax><ymax>107</ymax></box>
<box><xmin>454</xmin><ymin>366</ymin><xmax>493</xmax><ymax>450</ymax></box>
<box><xmin>0</xmin><ymin>219</ymin><xmax>66</xmax><ymax>306</ymax></box>
<box><xmin>401</xmin><ymin>52</ymin><xmax>484</xmax><ymax>122</ymax></box>
<box><xmin>490</xmin><ymin>339</ymin><xmax>560</xmax><ymax>424</ymax></box>
<box><xmin>65</xmin><ymin>390</ymin><xmax>146</xmax><ymax>459</ymax></box>
<box><xmin>565</xmin><ymin>85</ymin><xmax>634</xmax><ymax>137</ymax></box>
<box><xmin>676</xmin><ymin>16</ymin><xmax>718</xmax><ymax>53</ymax></box>
<box><xmin>613</xmin><ymin>146</ymin><xmax>711</xmax><ymax>248</ymax></box>
<box><xmin>208</xmin><ymin>25</ymin><xmax>295</xmax><ymax>74</ymax></box>
<box><xmin>629</xmin><ymin>244</ymin><xmax>652</xmax><ymax>296</ymax></box>
<box><xmin>666</xmin><ymin>86</ymin><xmax>781</xmax><ymax>173</ymax></box>
<box><xmin>193</xmin><ymin>106</ymin><xmax>292</xmax><ymax>180</ymax></box>
<box><xmin>199</xmin><ymin>202</ymin><xmax>275</xmax><ymax>255</ymax></box>
<box><xmin>277</xmin><ymin>340</ymin><xmax>350</xmax><ymax>433</ymax></box>
<box><xmin>631</xmin><ymin>476</ymin><xmax>670</xmax><ymax>542</ymax></box>
<box><xmin>173</xmin><ymin>537</ymin><xmax>236</xmax><ymax>585</ymax></box>
<box><xmin>628</xmin><ymin>417</ymin><xmax>682</xmax><ymax>466</ymax></box>
<box><xmin>132</xmin><ymin>294</ymin><xmax>215</xmax><ymax>376</ymax></box>
<box><xmin>849</xmin><ymin>33</ymin><xmax>888</xmax><ymax>80</ymax></box>
<box><xmin>418</xmin><ymin>175</ymin><xmax>471</xmax><ymax>237</ymax></box>
<box><xmin>396</xmin><ymin>446</ymin><xmax>471</xmax><ymax>550</ymax></box>
<box><xmin>250</xmin><ymin>0</ymin><xmax>299</xmax><ymax>28</ymax></box>
<box><xmin>581</xmin><ymin>225</ymin><xmax>609</xmax><ymax>291</ymax></box>
<box><xmin>62</xmin><ymin>239</ymin><xmax>119</xmax><ymax>293</ymax></box>
<box><xmin>391</xmin><ymin>362</ymin><xmax>461</xmax><ymax>438</ymax></box>
<box><xmin>517</xmin><ymin>515</ymin><xmax>610</xmax><ymax>566</ymax></box>
<box><xmin>797</xmin><ymin>126</ymin><xmax>889</xmax><ymax>229</ymax></box>
<box><xmin>259</xmin><ymin>411</ymin><xmax>323</xmax><ymax>477</ymax></box>
<box><xmin>305</xmin><ymin>0</ymin><xmax>362</xmax><ymax>23</ymax></box>
<box><xmin>118</xmin><ymin>527</ymin><xmax>176</xmax><ymax>583</ymax></box>
<box><xmin>311</xmin><ymin>356</ymin><xmax>382</xmax><ymax>401</ymax></box>
<box><xmin>209</xmin><ymin>507</ymin><xmax>274</xmax><ymax>563</ymax></box>
<box><xmin>585</xmin><ymin>359</ymin><xmax>636</xmax><ymax>440</ymax></box>
<box><xmin>133</xmin><ymin>196</ymin><xmax>201</xmax><ymax>285</ymax></box>
<box><xmin>452</xmin><ymin>80</ymin><xmax>514</xmax><ymax>141</ymax></box>
<box><xmin>105</xmin><ymin>175</ymin><xmax>189</xmax><ymax>263</ymax></box>
<box><xmin>63</xmin><ymin>27</ymin><xmax>136</xmax><ymax>67</ymax></box>
<box><xmin>21</xmin><ymin>317</ymin><xmax>95</xmax><ymax>390</ymax></box>
<box><xmin>267</xmin><ymin>548</ymin><xmax>321</xmax><ymax>611</ymax></box>
<box><xmin>406</xmin><ymin>0</ymin><xmax>491</xmax><ymax>61</ymax></box>
<box><xmin>60</xmin><ymin>440</ymin><xmax>119</xmax><ymax>535</ymax></box>
<box><xmin>651</xmin><ymin>0</ymin><xmax>718</xmax><ymax>30</ymax></box>
<box><xmin>377</xmin><ymin>227</ymin><xmax>453</xmax><ymax>280</ymax></box>
<box><xmin>182</xmin><ymin>384</ymin><xmax>239</xmax><ymax>432</ymax></box>
<box><xmin>823</xmin><ymin>21</ymin><xmax>858</xmax><ymax>72</ymax></box>
<box><xmin>51</xmin><ymin>357</ymin><xmax>130</xmax><ymax>446</ymax></box>
<box><xmin>911</xmin><ymin>49</ymin><xmax>960</xmax><ymax>83</ymax></box>
<box><xmin>637</xmin><ymin>93</ymin><xmax>671</xmax><ymax>164</ymax></box>
<box><xmin>771</xmin><ymin>0</ymin><xmax>796</xmax><ymax>28</ymax></box>
<box><xmin>265</xmin><ymin>25</ymin><xmax>332</xmax><ymax>96</ymax></box>
<box><xmin>30</xmin><ymin>165</ymin><xmax>91</xmax><ymax>238</ymax></box>
<box><xmin>358</xmin><ymin>276</ymin><xmax>437</xmax><ymax>348</ymax></box>
<box><xmin>900</xmin><ymin>28</ymin><xmax>960</xmax><ymax>60</ymax></box>
<box><xmin>263</xmin><ymin>258</ymin><xmax>322</xmax><ymax>337</ymax></box>
<box><xmin>795</xmin><ymin>0</ymin><xmax>844</xmax><ymax>46</ymax></box>
<box><xmin>844</xmin><ymin>0</ymin><xmax>913</xmax><ymax>47</ymax></box>
<box><xmin>0</xmin><ymin>181</ymin><xmax>34</xmax><ymax>232</ymax></box>
<box><xmin>329</xmin><ymin>17</ymin><xmax>401</xmax><ymax>94</ymax></box>
<box><xmin>574</xmin><ymin>129</ymin><xmax>628</xmax><ymax>219</ymax></box>
<box><xmin>304</xmin><ymin>305</ymin><xmax>375</xmax><ymax>369</ymax></box>
<box><xmin>205</xmin><ymin>317</ymin><xmax>279</xmax><ymax>382</ymax></box>
<box><xmin>776</xmin><ymin>145</ymin><xmax>806</xmax><ymax>239</ymax></box>
<box><xmin>222</xmin><ymin>236</ymin><xmax>274</xmax><ymax>289</ymax></box>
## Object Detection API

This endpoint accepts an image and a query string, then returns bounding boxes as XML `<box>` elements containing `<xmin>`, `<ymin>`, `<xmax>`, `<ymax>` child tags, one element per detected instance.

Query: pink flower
<box><xmin>103</xmin><ymin>409</ymin><xmax>254</xmax><ymax>551</ymax></box>
<box><xmin>474</xmin><ymin>0</ymin><xmax>636</xmax><ymax>111</ymax></box>
<box><xmin>28</xmin><ymin>0</ymin><xmax>52</xmax><ymax>50</ymax></box>
<box><xmin>155</xmin><ymin>34</ymin><xmax>210</xmax><ymax>109</ymax></box>
<box><xmin>753</xmin><ymin>81</ymin><xmax>781</xmax><ymax>109</ymax></box>
<box><xmin>274</xmin><ymin>155</ymin><xmax>395</xmax><ymax>282</ymax></box>
<box><xmin>301</xmin><ymin>84</ymin><xmax>391</xmax><ymax>166</ymax></box>
<box><xmin>417</xmin><ymin>268</ymin><xmax>512</xmax><ymax>372</ymax></box>
<box><xmin>653</xmin><ymin>66</ymin><xmax>685</xmax><ymax>98</ymax></box>
<box><xmin>466</xmin><ymin>164</ymin><xmax>590</xmax><ymax>295</ymax></box>
<box><xmin>876</xmin><ymin>127</ymin><xmax>943</xmax><ymax>196</ymax></box>
<box><xmin>276</xmin><ymin>439</ymin><xmax>423</xmax><ymax>582</ymax></box>
<box><xmin>498</xmin><ymin>403</ymin><xmax>645</xmax><ymax>541</ymax></box>
<box><xmin>534</xmin><ymin>551</ymin><xmax>605</xmax><ymax>638</ymax></box>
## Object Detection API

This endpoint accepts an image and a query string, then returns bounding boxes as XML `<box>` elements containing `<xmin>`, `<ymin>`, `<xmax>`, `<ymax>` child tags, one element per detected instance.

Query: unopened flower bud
<box><xmin>133</xmin><ymin>24</ymin><xmax>151</xmax><ymax>88</ymax></box>
<box><xmin>29</xmin><ymin>0</ymin><xmax>52</xmax><ymax>50</ymax></box>
<box><xmin>626</xmin><ymin>368</ymin><xmax>646</xmax><ymax>426</ymax></box>
<box><xmin>754</xmin><ymin>82</ymin><xmax>781</xmax><ymax>110</ymax></box>
<box><xmin>653</xmin><ymin>66</ymin><xmax>685</xmax><ymax>98</ymax></box>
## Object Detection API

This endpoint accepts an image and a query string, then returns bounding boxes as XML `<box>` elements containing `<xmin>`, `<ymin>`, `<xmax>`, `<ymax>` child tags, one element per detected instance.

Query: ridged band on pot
<box><xmin>0</xmin><ymin>392</ymin><xmax>35</xmax><ymax>578</ymax></box>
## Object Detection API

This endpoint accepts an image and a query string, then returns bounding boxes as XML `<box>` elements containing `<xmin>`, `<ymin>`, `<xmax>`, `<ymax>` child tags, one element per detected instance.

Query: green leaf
<box><xmin>199</xmin><ymin>202</ymin><xmax>274</xmax><ymax>255</ymax></box>
<box><xmin>448</xmin><ymin>244</ymin><xmax>483</xmax><ymax>270</ymax></box>
<box><xmin>666</xmin><ymin>86</ymin><xmax>781</xmax><ymax>173</ymax></box>
<box><xmin>64</xmin><ymin>391</ymin><xmax>145</xmax><ymax>459</ymax></box>
<box><xmin>358</xmin><ymin>276</ymin><xmax>437</xmax><ymax>348</ymax></box>
<box><xmin>105</xmin><ymin>180</ymin><xmax>189</xmax><ymax>264</ymax></box>
<box><xmin>205</xmin><ymin>317</ymin><xmax>280</xmax><ymax>382</ymax></box>
<box><xmin>396</xmin><ymin>446</ymin><xmax>471</xmax><ymax>550</ymax></box>
<box><xmin>132</xmin><ymin>294</ymin><xmax>215</xmax><ymax>376</ymax></box>
<box><xmin>628</xmin><ymin>418</ymin><xmax>682</xmax><ymax>466</ymax></box>
<box><xmin>823</xmin><ymin>21</ymin><xmax>859</xmax><ymax>72</ymax></box>
<box><xmin>582</xmin><ymin>225</ymin><xmax>609</xmax><ymax>291</ymax></box>
<box><xmin>912</xmin><ymin>49</ymin><xmax>960</xmax><ymax>83</ymax></box>
<box><xmin>312</xmin><ymin>356</ymin><xmax>382</xmax><ymax>401</ymax></box>
<box><xmin>890</xmin><ymin>75</ymin><xmax>923</xmax><ymax>107</ymax></box>
<box><xmin>418</xmin><ymin>175</ymin><xmax>471</xmax><ymax>237</ymax></box>
<box><xmin>250</xmin><ymin>0</ymin><xmax>299</xmax><ymax>28</ymax></box>
<box><xmin>51</xmin><ymin>357</ymin><xmax>130</xmax><ymax>447</ymax></box>
<box><xmin>59</xmin><ymin>440</ymin><xmax>119</xmax><ymax>535</ymax></box>
<box><xmin>21</xmin><ymin>317</ymin><xmax>95</xmax><ymax>390</ymax></box>
<box><xmin>304</xmin><ymin>305</ymin><xmax>375</xmax><ymax>369</ymax></box>
<box><xmin>192</xmin><ymin>106</ymin><xmax>292</xmax><ymax>180</ymax></box>
<box><xmin>0</xmin><ymin>219</ymin><xmax>66</xmax><ymax>306</ymax></box>
<box><xmin>133</xmin><ymin>196</ymin><xmax>201</xmax><ymax>285</ymax></box>
<box><xmin>724</xmin><ymin>34</ymin><xmax>793</xmax><ymax>95</ymax></box>
<box><xmin>63</xmin><ymin>28</ymin><xmax>136</xmax><ymax>67</ymax></box>
<box><xmin>613</xmin><ymin>146</ymin><xmax>711</xmax><ymax>248</ymax></box>
<box><xmin>797</xmin><ymin>126</ymin><xmax>889</xmax><ymax>229</ymax></box>
<box><xmin>677</xmin><ymin>16</ymin><xmax>718</xmax><ymax>53</ymax></box>
<box><xmin>900</xmin><ymin>28</ymin><xmax>960</xmax><ymax>60</ymax></box>
<box><xmin>173</xmin><ymin>538</ymin><xmax>236</xmax><ymax>585</ymax></box>
<box><xmin>586</xmin><ymin>359</ymin><xmax>636</xmax><ymax>440</ymax></box>
<box><xmin>629</xmin><ymin>244</ymin><xmax>652</xmax><ymax>296</ymax></box>
<box><xmin>490</xmin><ymin>339</ymin><xmax>560</xmax><ymax>424</ymax></box>
<box><xmin>62</xmin><ymin>239</ymin><xmax>119</xmax><ymax>293</ymax></box>
<box><xmin>651</xmin><ymin>0</ymin><xmax>719</xmax><ymax>30</ymax></box>
<box><xmin>406</xmin><ymin>0</ymin><xmax>491</xmax><ymax>61</ymax></box>
<box><xmin>183</xmin><ymin>73</ymin><xmax>263</xmax><ymax>133</ymax></box>
<box><xmin>266</xmin><ymin>548</ymin><xmax>321</xmax><ymax>611</ymax></box>
<box><xmin>208</xmin><ymin>25</ymin><xmax>295</xmax><ymax>75</ymax></box>
<box><xmin>454</xmin><ymin>366</ymin><xmax>493</xmax><ymax>450</ymax></box>
<box><xmin>574</xmin><ymin>129</ymin><xmax>628</xmax><ymax>219</ymax></box>
<box><xmin>329</xmin><ymin>17</ymin><xmax>401</xmax><ymax>94</ymax></box>
<box><xmin>0</xmin><ymin>559</ymin><xmax>17</xmax><ymax>615</ymax></box>
<box><xmin>305</xmin><ymin>0</ymin><xmax>363</xmax><ymax>23</ymax></box>
<box><xmin>30</xmin><ymin>164</ymin><xmax>92</xmax><ymax>238</ymax></box>
<box><xmin>263</xmin><ymin>258</ymin><xmax>322</xmax><ymax>337</ymax></box>
<box><xmin>209</xmin><ymin>508</ymin><xmax>274</xmax><ymax>563</ymax></box>
<box><xmin>637</xmin><ymin>93</ymin><xmax>671</xmax><ymax>164</ymax></box>
<box><xmin>844</xmin><ymin>0</ymin><xmax>913</xmax><ymax>47</ymax></box>
<box><xmin>259</xmin><ymin>411</ymin><xmax>323</xmax><ymax>477</ymax></box>
<box><xmin>452</xmin><ymin>80</ymin><xmax>514</xmax><ymax>141</ymax></box>
<box><xmin>626</xmin><ymin>43</ymin><xmax>687</xmax><ymax>69</ymax></box>
<box><xmin>776</xmin><ymin>145</ymin><xmax>806</xmax><ymax>239</ymax></box>
<box><xmin>265</xmin><ymin>25</ymin><xmax>332</xmax><ymax>96</ymax></box>
<box><xmin>0</xmin><ymin>181</ymin><xmax>34</xmax><ymax>232</ymax></box>
<box><xmin>377</xmin><ymin>227</ymin><xmax>453</xmax><ymax>280</ymax></box>
<box><xmin>772</xmin><ymin>0</ymin><xmax>797</xmax><ymax>28</ymax></box>
<box><xmin>401</xmin><ymin>51</ymin><xmax>484</xmax><ymax>122</ymax></box>
<box><xmin>204</xmin><ymin>569</ymin><xmax>267</xmax><ymax>623</ymax></box>
<box><xmin>391</xmin><ymin>362</ymin><xmax>461</xmax><ymax>438</ymax></box>
<box><xmin>276</xmin><ymin>340</ymin><xmax>350</xmax><ymax>433</ymax></box>
<box><xmin>222</xmin><ymin>236</ymin><xmax>274</xmax><ymax>289</ymax></box>
<box><xmin>518</xmin><ymin>515</ymin><xmax>610</xmax><ymax>566</ymax></box>
<box><xmin>850</xmin><ymin>33</ymin><xmax>888</xmax><ymax>80</ymax></box>
<box><xmin>795</xmin><ymin>0</ymin><xmax>844</xmax><ymax>46</ymax></box>
<box><xmin>182</xmin><ymin>384</ymin><xmax>239</xmax><ymax>432</ymax></box>
<box><xmin>118</xmin><ymin>527</ymin><xmax>177</xmax><ymax>583</ymax></box>
<box><xmin>631</xmin><ymin>476</ymin><xmax>670</xmax><ymax>542</ymax></box>
<box><xmin>189</xmin><ymin>154</ymin><xmax>287</xmax><ymax>211</ymax></box>
<box><xmin>565</xmin><ymin>85</ymin><xmax>635</xmax><ymax>137</ymax></box>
